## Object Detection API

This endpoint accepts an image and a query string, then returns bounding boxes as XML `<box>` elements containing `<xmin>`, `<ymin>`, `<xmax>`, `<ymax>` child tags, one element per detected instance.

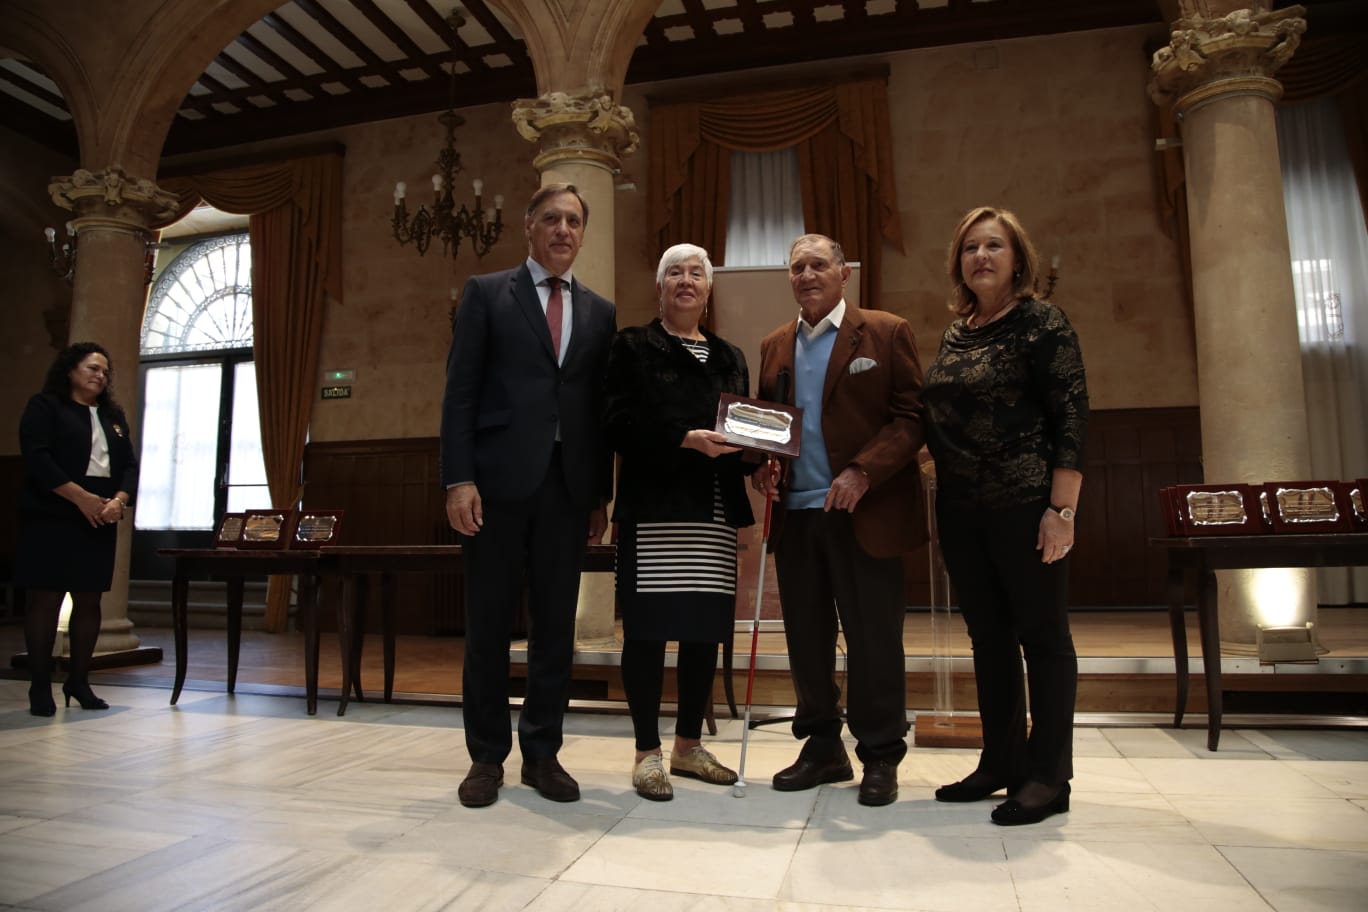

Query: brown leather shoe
<box><xmin>520</xmin><ymin>755</ymin><xmax>581</xmax><ymax>802</ymax></box>
<box><xmin>858</xmin><ymin>760</ymin><xmax>899</xmax><ymax>806</ymax></box>
<box><xmin>458</xmin><ymin>761</ymin><xmax>504</xmax><ymax>808</ymax></box>
<box><xmin>772</xmin><ymin>741</ymin><xmax>854</xmax><ymax>792</ymax></box>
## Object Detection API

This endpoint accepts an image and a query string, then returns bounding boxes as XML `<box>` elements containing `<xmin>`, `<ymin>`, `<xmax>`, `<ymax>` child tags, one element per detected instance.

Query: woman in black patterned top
<box><xmin>921</xmin><ymin>207</ymin><xmax>1089</xmax><ymax>826</ymax></box>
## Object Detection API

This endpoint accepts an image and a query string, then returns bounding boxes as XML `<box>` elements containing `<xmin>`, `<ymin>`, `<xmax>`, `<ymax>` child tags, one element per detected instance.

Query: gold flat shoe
<box><xmin>633</xmin><ymin>752</ymin><xmax>673</xmax><ymax>801</ymax></box>
<box><xmin>670</xmin><ymin>744</ymin><xmax>738</xmax><ymax>786</ymax></box>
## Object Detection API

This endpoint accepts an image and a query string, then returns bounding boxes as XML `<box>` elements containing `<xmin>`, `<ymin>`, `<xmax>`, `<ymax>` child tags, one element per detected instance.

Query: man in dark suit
<box><xmin>754</xmin><ymin>233</ymin><xmax>925</xmax><ymax>807</ymax></box>
<box><xmin>440</xmin><ymin>183</ymin><xmax>616</xmax><ymax>808</ymax></box>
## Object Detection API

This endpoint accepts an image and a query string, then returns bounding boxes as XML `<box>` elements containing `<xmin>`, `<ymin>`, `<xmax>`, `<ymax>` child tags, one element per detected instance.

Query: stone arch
<box><xmin>4</xmin><ymin>0</ymin><xmax>287</xmax><ymax>174</ymax></box>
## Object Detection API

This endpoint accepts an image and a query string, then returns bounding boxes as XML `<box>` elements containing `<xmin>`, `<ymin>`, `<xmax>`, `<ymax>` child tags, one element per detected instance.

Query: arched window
<box><xmin>135</xmin><ymin>232</ymin><xmax>270</xmax><ymax>536</ymax></box>
<box><xmin>142</xmin><ymin>233</ymin><xmax>254</xmax><ymax>353</ymax></box>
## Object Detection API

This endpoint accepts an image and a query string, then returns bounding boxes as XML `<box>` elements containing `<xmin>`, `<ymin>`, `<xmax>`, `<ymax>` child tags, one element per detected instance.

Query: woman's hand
<box><xmin>682</xmin><ymin>429</ymin><xmax>741</xmax><ymax>459</ymax></box>
<box><xmin>96</xmin><ymin>497</ymin><xmax>126</xmax><ymax>525</ymax></box>
<box><xmin>76</xmin><ymin>489</ymin><xmax>106</xmax><ymax>527</ymax></box>
<box><xmin>1036</xmin><ymin>508</ymin><xmax>1074</xmax><ymax>564</ymax></box>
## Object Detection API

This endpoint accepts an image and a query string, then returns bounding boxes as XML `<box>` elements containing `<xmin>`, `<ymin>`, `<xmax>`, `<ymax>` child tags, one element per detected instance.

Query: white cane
<box><xmin>733</xmin><ymin>455</ymin><xmax>778</xmax><ymax>798</ymax></box>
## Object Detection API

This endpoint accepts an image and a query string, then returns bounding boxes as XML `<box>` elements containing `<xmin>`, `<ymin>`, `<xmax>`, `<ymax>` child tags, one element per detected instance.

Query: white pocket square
<box><xmin>849</xmin><ymin>357</ymin><xmax>878</xmax><ymax>374</ymax></box>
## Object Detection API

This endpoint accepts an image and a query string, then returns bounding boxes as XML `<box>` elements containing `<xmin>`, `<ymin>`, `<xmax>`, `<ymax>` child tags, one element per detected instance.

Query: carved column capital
<box><xmin>49</xmin><ymin>165</ymin><xmax>181</xmax><ymax>235</ymax></box>
<box><xmin>1149</xmin><ymin>5</ymin><xmax>1305</xmax><ymax>114</ymax></box>
<box><xmin>511</xmin><ymin>88</ymin><xmax>639</xmax><ymax>174</ymax></box>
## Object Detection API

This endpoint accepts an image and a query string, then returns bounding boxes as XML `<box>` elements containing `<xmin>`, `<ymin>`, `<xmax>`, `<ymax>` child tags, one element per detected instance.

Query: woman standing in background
<box><xmin>17</xmin><ymin>342</ymin><xmax>138</xmax><ymax>716</ymax></box>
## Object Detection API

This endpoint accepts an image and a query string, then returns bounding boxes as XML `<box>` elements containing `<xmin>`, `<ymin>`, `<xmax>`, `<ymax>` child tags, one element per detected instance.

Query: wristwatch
<box><xmin>1049</xmin><ymin>503</ymin><xmax>1076</xmax><ymax>522</ymax></box>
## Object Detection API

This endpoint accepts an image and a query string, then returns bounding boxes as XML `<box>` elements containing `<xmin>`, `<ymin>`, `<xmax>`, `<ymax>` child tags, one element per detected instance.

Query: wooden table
<box><xmin>160</xmin><ymin>544</ymin><xmax>622</xmax><ymax>717</ymax></box>
<box><xmin>328</xmin><ymin>544</ymin><xmax>620</xmax><ymax>715</ymax></box>
<box><xmin>1153</xmin><ymin>533</ymin><xmax>1368</xmax><ymax>750</ymax></box>
<box><xmin>161</xmin><ymin>548</ymin><xmax>332</xmax><ymax>714</ymax></box>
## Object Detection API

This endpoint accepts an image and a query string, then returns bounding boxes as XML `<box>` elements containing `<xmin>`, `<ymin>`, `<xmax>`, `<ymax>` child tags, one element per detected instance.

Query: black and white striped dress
<box><xmin>616</xmin><ymin>337</ymin><xmax>739</xmax><ymax>642</ymax></box>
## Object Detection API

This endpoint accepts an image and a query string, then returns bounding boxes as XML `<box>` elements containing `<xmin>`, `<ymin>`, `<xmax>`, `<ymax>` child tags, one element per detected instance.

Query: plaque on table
<box><xmin>714</xmin><ymin>393</ymin><xmax>803</xmax><ymax>458</ymax></box>
<box><xmin>1173</xmin><ymin>483</ymin><xmax>1265</xmax><ymax>535</ymax></box>
<box><xmin>214</xmin><ymin>513</ymin><xmax>246</xmax><ymax>548</ymax></box>
<box><xmin>1351</xmin><ymin>479</ymin><xmax>1367</xmax><ymax>530</ymax></box>
<box><xmin>237</xmin><ymin>509</ymin><xmax>300</xmax><ymax>549</ymax></box>
<box><xmin>291</xmin><ymin>510</ymin><xmax>344</xmax><ymax>548</ymax></box>
<box><xmin>1259</xmin><ymin>481</ymin><xmax>1353</xmax><ymax>533</ymax></box>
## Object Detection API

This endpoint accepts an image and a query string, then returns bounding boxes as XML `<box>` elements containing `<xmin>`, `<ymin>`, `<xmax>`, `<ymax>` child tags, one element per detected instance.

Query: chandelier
<box><xmin>391</xmin><ymin>7</ymin><xmax>503</xmax><ymax>258</ymax></box>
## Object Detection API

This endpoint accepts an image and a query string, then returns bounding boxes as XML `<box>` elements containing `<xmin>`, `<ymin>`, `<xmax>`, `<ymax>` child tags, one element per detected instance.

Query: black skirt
<box><xmin>615</xmin><ymin>486</ymin><xmax>738</xmax><ymax>643</ymax></box>
<box><xmin>14</xmin><ymin>474</ymin><xmax>121</xmax><ymax>593</ymax></box>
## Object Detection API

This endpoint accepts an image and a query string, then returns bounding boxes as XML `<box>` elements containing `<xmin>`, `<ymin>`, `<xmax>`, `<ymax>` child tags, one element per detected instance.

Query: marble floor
<box><xmin>1</xmin><ymin>680</ymin><xmax>1367</xmax><ymax>912</ymax></box>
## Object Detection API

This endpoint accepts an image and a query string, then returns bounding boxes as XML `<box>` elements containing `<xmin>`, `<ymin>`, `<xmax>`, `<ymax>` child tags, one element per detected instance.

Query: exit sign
<box><xmin>321</xmin><ymin>385</ymin><xmax>351</xmax><ymax>400</ymax></box>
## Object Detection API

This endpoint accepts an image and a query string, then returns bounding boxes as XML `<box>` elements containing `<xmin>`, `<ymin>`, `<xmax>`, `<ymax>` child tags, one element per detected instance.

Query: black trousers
<box><xmin>460</xmin><ymin>449</ymin><xmax>588</xmax><ymax>765</ymax></box>
<box><xmin>774</xmin><ymin>508</ymin><xmax>908</xmax><ymax>765</ymax></box>
<box><xmin>936</xmin><ymin>498</ymin><xmax>1077</xmax><ymax>786</ymax></box>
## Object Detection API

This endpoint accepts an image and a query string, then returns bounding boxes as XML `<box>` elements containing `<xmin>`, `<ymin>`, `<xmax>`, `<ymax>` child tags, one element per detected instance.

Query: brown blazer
<box><xmin>757</xmin><ymin>305</ymin><xmax>927</xmax><ymax>559</ymax></box>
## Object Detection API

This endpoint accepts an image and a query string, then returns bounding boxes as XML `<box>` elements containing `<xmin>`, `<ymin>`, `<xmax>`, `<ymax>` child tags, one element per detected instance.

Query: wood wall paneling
<box><xmin>297</xmin><ymin>407</ymin><xmax>1203</xmax><ymax>630</ymax></box>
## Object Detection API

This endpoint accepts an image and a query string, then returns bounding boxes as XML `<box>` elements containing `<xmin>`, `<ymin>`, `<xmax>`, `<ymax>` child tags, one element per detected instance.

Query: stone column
<box><xmin>49</xmin><ymin>166</ymin><xmax>180</xmax><ymax>659</ymax></box>
<box><xmin>513</xmin><ymin>92</ymin><xmax>639</xmax><ymax>648</ymax></box>
<box><xmin>1150</xmin><ymin>3</ymin><xmax>1317</xmax><ymax>654</ymax></box>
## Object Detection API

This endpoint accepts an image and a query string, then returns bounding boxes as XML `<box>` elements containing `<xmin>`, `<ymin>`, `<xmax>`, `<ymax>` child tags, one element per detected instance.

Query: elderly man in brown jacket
<box><xmin>754</xmin><ymin>233</ymin><xmax>926</xmax><ymax>806</ymax></box>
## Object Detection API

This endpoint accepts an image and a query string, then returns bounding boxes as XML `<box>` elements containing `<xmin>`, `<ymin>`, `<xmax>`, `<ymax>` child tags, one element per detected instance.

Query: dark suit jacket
<box><xmin>757</xmin><ymin>305</ymin><xmax>927</xmax><ymax>559</ymax></box>
<box><xmin>18</xmin><ymin>393</ymin><xmax>139</xmax><ymax>519</ymax></box>
<box><xmin>440</xmin><ymin>262</ymin><xmax>616</xmax><ymax>508</ymax></box>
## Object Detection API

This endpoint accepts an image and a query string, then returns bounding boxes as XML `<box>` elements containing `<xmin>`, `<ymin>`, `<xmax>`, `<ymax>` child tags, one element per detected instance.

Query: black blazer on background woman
<box><xmin>18</xmin><ymin>393</ymin><xmax>138</xmax><ymax>519</ymax></box>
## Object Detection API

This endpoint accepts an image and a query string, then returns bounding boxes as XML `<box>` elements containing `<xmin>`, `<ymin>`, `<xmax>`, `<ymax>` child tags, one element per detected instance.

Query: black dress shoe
<box><xmin>991</xmin><ymin>782</ymin><xmax>1070</xmax><ymax>826</ymax></box>
<box><xmin>772</xmin><ymin>743</ymin><xmax>854</xmax><ymax>792</ymax></box>
<box><xmin>458</xmin><ymin>761</ymin><xmax>504</xmax><ymax>808</ymax></box>
<box><xmin>521</xmin><ymin>756</ymin><xmax>581</xmax><ymax>802</ymax></box>
<box><xmin>935</xmin><ymin>771</ymin><xmax>1021</xmax><ymax>803</ymax></box>
<box><xmin>858</xmin><ymin>761</ymin><xmax>899</xmax><ymax>806</ymax></box>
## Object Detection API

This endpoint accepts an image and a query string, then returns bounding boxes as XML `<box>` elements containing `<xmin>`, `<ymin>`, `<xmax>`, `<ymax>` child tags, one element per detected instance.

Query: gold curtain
<box><xmin>158</xmin><ymin>151</ymin><xmax>344</xmax><ymax>632</ymax></box>
<box><xmin>649</xmin><ymin>78</ymin><xmax>903</xmax><ymax>311</ymax></box>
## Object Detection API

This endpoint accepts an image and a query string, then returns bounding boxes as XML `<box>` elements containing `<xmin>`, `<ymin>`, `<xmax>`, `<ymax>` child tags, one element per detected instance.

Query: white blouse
<box><xmin>85</xmin><ymin>405</ymin><xmax>111</xmax><ymax>477</ymax></box>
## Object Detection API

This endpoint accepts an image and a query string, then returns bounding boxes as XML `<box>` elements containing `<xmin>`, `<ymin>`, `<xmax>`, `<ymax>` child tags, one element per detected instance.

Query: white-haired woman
<box><xmin>604</xmin><ymin>243</ymin><xmax>755</xmax><ymax>800</ymax></box>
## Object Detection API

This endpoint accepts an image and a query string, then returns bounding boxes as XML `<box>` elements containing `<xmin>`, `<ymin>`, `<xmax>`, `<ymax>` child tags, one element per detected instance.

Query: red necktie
<box><xmin>546</xmin><ymin>276</ymin><xmax>563</xmax><ymax>359</ymax></box>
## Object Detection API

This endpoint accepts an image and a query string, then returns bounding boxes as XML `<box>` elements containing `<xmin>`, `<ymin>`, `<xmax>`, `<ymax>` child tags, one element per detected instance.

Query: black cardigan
<box><xmin>604</xmin><ymin>319</ymin><xmax>755</xmax><ymax>528</ymax></box>
<box><xmin>18</xmin><ymin>393</ymin><xmax>139</xmax><ymax>518</ymax></box>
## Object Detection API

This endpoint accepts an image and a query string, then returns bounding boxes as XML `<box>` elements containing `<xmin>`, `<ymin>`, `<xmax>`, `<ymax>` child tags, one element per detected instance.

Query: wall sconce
<box><xmin>390</xmin><ymin>8</ymin><xmax>503</xmax><ymax>259</ymax></box>
<box><xmin>44</xmin><ymin>223</ymin><xmax>76</xmax><ymax>282</ymax></box>
<box><xmin>44</xmin><ymin>223</ymin><xmax>164</xmax><ymax>285</ymax></box>
<box><xmin>1042</xmin><ymin>254</ymin><xmax>1061</xmax><ymax>299</ymax></box>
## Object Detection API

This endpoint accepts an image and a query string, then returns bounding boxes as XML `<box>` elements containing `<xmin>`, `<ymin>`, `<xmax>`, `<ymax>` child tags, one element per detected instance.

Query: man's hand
<box><xmin>446</xmin><ymin>483</ymin><xmax>482</xmax><ymax>536</ymax></box>
<box><xmin>587</xmin><ymin>504</ymin><xmax>609</xmax><ymax>543</ymax></box>
<box><xmin>751</xmin><ymin>457</ymin><xmax>780</xmax><ymax>495</ymax></box>
<box><xmin>823</xmin><ymin>467</ymin><xmax>869</xmax><ymax>512</ymax></box>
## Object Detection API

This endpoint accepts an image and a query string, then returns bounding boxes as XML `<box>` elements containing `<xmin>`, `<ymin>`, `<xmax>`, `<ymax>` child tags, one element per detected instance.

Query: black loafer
<box><xmin>458</xmin><ymin>761</ymin><xmax>504</xmax><ymax>808</ymax></box>
<box><xmin>858</xmin><ymin>761</ymin><xmax>899</xmax><ymax>806</ymax></box>
<box><xmin>772</xmin><ymin>743</ymin><xmax>854</xmax><ymax>792</ymax></box>
<box><xmin>521</xmin><ymin>756</ymin><xmax>581</xmax><ymax>802</ymax></box>
<box><xmin>991</xmin><ymin>782</ymin><xmax>1070</xmax><ymax>826</ymax></box>
<box><xmin>935</xmin><ymin>772</ymin><xmax>1021</xmax><ymax>803</ymax></box>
